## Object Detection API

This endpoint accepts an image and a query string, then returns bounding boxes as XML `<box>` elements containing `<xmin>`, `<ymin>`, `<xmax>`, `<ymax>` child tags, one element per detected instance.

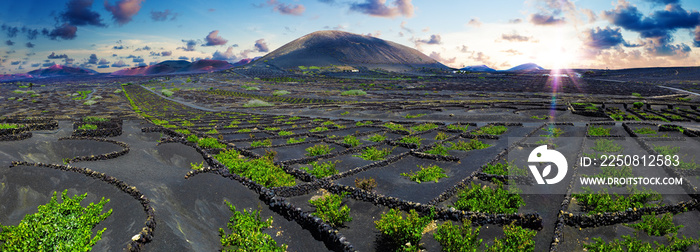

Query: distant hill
<box><xmin>256</xmin><ymin>30</ymin><xmax>447</xmax><ymax>72</ymax></box>
<box><xmin>27</xmin><ymin>65</ymin><xmax>98</xmax><ymax>77</ymax></box>
<box><xmin>460</xmin><ymin>65</ymin><xmax>496</xmax><ymax>72</ymax></box>
<box><xmin>0</xmin><ymin>73</ymin><xmax>33</xmax><ymax>81</ymax></box>
<box><xmin>111</xmin><ymin>59</ymin><xmax>234</xmax><ymax>76</ymax></box>
<box><xmin>507</xmin><ymin>63</ymin><xmax>545</xmax><ymax>72</ymax></box>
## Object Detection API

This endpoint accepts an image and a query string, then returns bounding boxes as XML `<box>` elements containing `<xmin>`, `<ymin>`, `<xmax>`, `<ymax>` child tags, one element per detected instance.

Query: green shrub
<box><xmin>341</xmin><ymin>89</ymin><xmax>367</xmax><ymax>96</ymax></box>
<box><xmin>487</xmin><ymin>224</ymin><xmax>536</xmax><ymax>252</ymax></box>
<box><xmin>541</xmin><ymin>127</ymin><xmax>563</xmax><ymax>137</ymax></box>
<box><xmin>309</xmin><ymin>192</ymin><xmax>352</xmax><ymax>227</ymax></box>
<box><xmin>653</xmin><ymin>145</ymin><xmax>679</xmax><ymax>156</ymax></box>
<box><xmin>187</xmin><ymin>134</ymin><xmax>199</xmax><ymax>143</ymax></box>
<box><xmin>83</xmin><ymin>116</ymin><xmax>108</xmax><ymax>122</ymax></box>
<box><xmin>0</xmin><ymin>123</ymin><xmax>19</xmax><ymax>129</ymax></box>
<box><xmin>404</xmin><ymin>113</ymin><xmax>426</xmax><ymax>119</ymax></box>
<box><xmin>411</xmin><ymin>123</ymin><xmax>439</xmax><ymax>132</ymax></box>
<box><xmin>587</xmin><ymin>125</ymin><xmax>611</xmax><ymax>136</ymax></box>
<box><xmin>215</xmin><ymin>149</ymin><xmax>295</xmax><ymax>187</ymax></box>
<box><xmin>286</xmin><ymin>137</ymin><xmax>306</xmax><ymax>144</ymax></box>
<box><xmin>384</xmin><ymin>122</ymin><xmax>407</xmax><ymax>131</ymax></box>
<box><xmin>245</xmin><ymin>86</ymin><xmax>260</xmax><ymax>91</ymax></box>
<box><xmin>425</xmin><ymin>144</ymin><xmax>450</xmax><ymax>156</ymax></box>
<box><xmin>355</xmin><ymin>177</ymin><xmax>377</xmax><ymax>191</ymax></box>
<box><xmin>434</xmin><ymin>132</ymin><xmax>450</xmax><ymax>140</ymax></box>
<box><xmin>354</xmin><ymin>146</ymin><xmax>393</xmax><ymax>161</ymax></box>
<box><xmin>243</xmin><ymin>99</ymin><xmax>273</xmax><ymax>107</ymax></box>
<box><xmin>309</xmin><ymin>126</ymin><xmax>329</xmax><ymax>133</ymax></box>
<box><xmin>0</xmin><ymin>190</ymin><xmax>112</xmax><ymax>251</ymax></box>
<box><xmin>367</xmin><ymin>133</ymin><xmax>387</xmax><ymax>142</ymax></box>
<box><xmin>482</xmin><ymin>162</ymin><xmax>528</xmax><ymax>176</ymax></box>
<box><xmin>401</xmin><ymin>165</ymin><xmax>448</xmax><ymax>183</ymax></box>
<box><xmin>78</xmin><ymin>124</ymin><xmax>98</xmax><ymax>130</ymax></box>
<box><xmin>343</xmin><ymin>135</ymin><xmax>361</xmax><ymax>147</ymax></box>
<box><xmin>198</xmin><ymin>137</ymin><xmax>226</xmax><ymax>149</ymax></box>
<box><xmin>474</xmin><ymin>125</ymin><xmax>507</xmax><ymax>135</ymax></box>
<box><xmin>375</xmin><ymin>209</ymin><xmax>433</xmax><ymax>252</ymax></box>
<box><xmin>356</xmin><ymin>121</ymin><xmax>374</xmax><ymax>126</ymax></box>
<box><xmin>591</xmin><ymin>139</ymin><xmax>622</xmax><ymax>152</ymax></box>
<box><xmin>251</xmin><ymin>139</ymin><xmax>272</xmax><ymax>147</ymax></box>
<box><xmin>219</xmin><ymin>200</ymin><xmax>287</xmax><ymax>252</ymax></box>
<box><xmin>190</xmin><ymin>161</ymin><xmax>204</xmax><ymax>170</ymax></box>
<box><xmin>272</xmin><ymin>90</ymin><xmax>290</xmax><ymax>96</ymax></box>
<box><xmin>633</xmin><ymin>102</ymin><xmax>644</xmax><ymax>109</ymax></box>
<box><xmin>447</xmin><ymin>124</ymin><xmax>469</xmax><ymax>132</ymax></box>
<box><xmin>399</xmin><ymin>136</ymin><xmax>423</xmax><ymax>147</ymax></box>
<box><xmin>205</xmin><ymin>128</ymin><xmax>219</xmax><ymax>134</ymax></box>
<box><xmin>301</xmin><ymin>161</ymin><xmax>339</xmax><ymax>178</ymax></box>
<box><xmin>305</xmin><ymin>144</ymin><xmax>334</xmax><ymax>156</ymax></box>
<box><xmin>453</xmin><ymin>182</ymin><xmax>524</xmax><ymax>214</ymax></box>
<box><xmin>161</xmin><ymin>89</ymin><xmax>174</xmax><ymax>97</ymax></box>
<box><xmin>634</xmin><ymin>127</ymin><xmax>657</xmax><ymax>135</ymax></box>
<box><xmin>434</xmin><ymin>219</ymin><xmax>482</xmax><ymax>252</ymax></box>
<box><xmin>572</xmin><ymin>187</ymin><xmax>661</xmax><ymax>214</ymax></box>
<box><xmin>278</xmin><ymin>130</ymin><xmax>294</xmax><ymax>136</ymax></box>
<box><xmin>583</xmin><ymin>234</ymin><xmax>697</xmax><ymax>252</ymax></box>
<box><xmin>626</xmin><ymin>212</ymin><xmax>681</xmax><ymax>236</ymax></box>
<box><xmin>237</xmin><ymin>129</ymin><xmax>252</xmax><ymax>133</ymax></box>
<box><xmin>449</xmin><ymin>139</ymin><xmax>491</xmax><ymax>151</ymax></box>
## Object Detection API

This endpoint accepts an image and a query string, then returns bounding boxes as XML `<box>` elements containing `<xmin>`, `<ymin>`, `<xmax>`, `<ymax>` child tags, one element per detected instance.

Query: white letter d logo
<box><xmin>528</xmin><ymin>145</ymin><xmax>568</xmax><ymax>185</ymax></box>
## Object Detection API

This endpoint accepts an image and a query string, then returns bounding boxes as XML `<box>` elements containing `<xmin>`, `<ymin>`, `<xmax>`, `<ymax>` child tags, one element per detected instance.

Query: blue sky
<box><xmin>1</xmin><ymin>0</ymin><xmax>700</xmax><ymax>74</ymax></box>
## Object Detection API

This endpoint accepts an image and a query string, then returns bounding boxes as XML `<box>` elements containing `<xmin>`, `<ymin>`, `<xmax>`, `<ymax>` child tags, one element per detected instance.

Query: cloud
<box><xmin>178</xmin><ymin>39</ymin><xmax>197</xmax><ymax>51</ymax></box>
<box><xmin>508</xmin><ymin>18</ymin><xmax>522</xmax><ymax>24</ymax></box>
<box><xmin>23</xmin><ymin>27</ymin><xmax>39</xmax><ymax>40</ymax></box>
<box><xmin>31</xmin><ymin>63</ymin><xmax>41</xmax><ymax>67</ymax></box>
<box><xmin>178</xmin><ymin>56</ymin><xmax>189</xmax><ymax>60</ymax></box>
<box><xmin>44</xmin><ymin>23</ymin><xmax>78</xmax><ymax>40</ymax></box>
<box><xmin>1</xmin><ymin>24</ymin><xmax>19</xmax><ymax>37</ymax></box>
<box><xmin>111</xmin><ymin>60</ymin><xmax>127</xmax><ymax>67</ymax></box>
<box><xmin>134</xmin><ymin>45</ymin><xmax>151</xmax><ymax>51</ymax></box>
<box><xmin>104</xmin><ymin>0</ymin><xmax>144</xmax><ymax>25</ymax></box>
<box><xmin>400</xmin><ymin>21</ymin><xmax>413</xmax><ymax>34</ymax></box>
<box><xmin>98</xmin><ymin>58</ymin><xmax>110</xmax><ymax>65</ymax></box>
<box><xmin>602</xmin><ymin>1</ymin><xmax>700</xmax><ymax>54</ymax></box>
<box><xmin>5</xmin><ymin>40</ymin><xmax>13</xmax><ymax>46</ymax></box>
<box><xmin>529</xmin><ymin>13</ymin><xmax>565</xmax><ymax>25</ymax></box>
<box><xmin>429</xmin><ymin>51</ymin><xmax>456</xmax><ymax>64</ymax></box>
<box><xmin>415</xmin><ymin>34</ymin><xmax>441</xmax><ymax>46</ymax></box>
<box><xmin>366</xmin><ymin>31</ymin><xmax>382</xmax><ymax>37</ymax></box>
<box><xmin>502</xmin><ymin>49</ymin><xmax>523</xmax><ymax>56</ymax></box>
<box><xmin>43</xmin><ymin>62</ymin><xmax>57</xmax><ymax>67</ymax></box>
<box><xmin>254</xmin><ymin>39</ymin><xmax>269</xmax><ymax>52</ymax></box>
<box><xmin>98</xmin><ymin>65</ymin><xmax>110</xmax><ymax>68</ymax></box>
<box><xmin>132</xmin><ymin>57</ymin><xmax>144</xmax><ymax>63</ymax></box>
<box><xmin>25</xmin><ymin>42</ymin><xmax>35</xmax><ymax>48</ymax></box>
<box><xmin>468</xmin><ymin>51</ymin><xmax>493</xmax><ymax>66</ymax></box>
<box><xmin>644</xmin><ymin>0</ymin><xmax>679</xmax><ymax>4</ymax></box>
<box><xmin>500</xmin><ymin>32</ymin><xmax>533</xmax><ymax>42</ymax></box>
<box><xmin>151</xmin><ymin>9</ymin><xmax>178</xmax><ymax>21</ymax></box>
<box><xmin>350</xmin><ymin>0</ymin><xmax>414</xmax><ymax>18</ymax></box>
<box><xmin>161</xmin><ymin>51</ymin><xmax>172</xmax><ymax>56</ymax></box>
<box><xmin>48</xmin><ymin>52</ymin><xmax>69</xmax><ymax>59</ymax></box>
<box><xmin>61</xmin><ymin>0</ymin><xmax>105</xmax><ymax>27</ymax></box>
<box><xmin>11</xmin><ymin>61</ymin><xmax>20</xmax><ymax>65</ymax></box>
<box><xmin>212</xmin><ymin>46</ymin><xmax>238</xmax><ymax>61</ymax></box>
<box><xmin>264</xmin><ymin>0</ymin><xmax>306</xmax><ymax>16</ymax></box>
<box><xmin>87</xmin><ymin>54</ymin><xmax>99</xmax><ymax>64</ymax></box>
<box><xmin>468</xmin><ymin>18</ymin><xmax>482</xmax><ymax>27</ymax></box>
<box><xmin>695</xmin><ymin>26</ymin><xmax>700</xmax><ymax>47</ymax></box>
<box><xmin>582</xmin><ymin>8</ymin><xmax>597</xmax><ymax>23</ymax></box>
<box><xmin>203</xmin><ymin>30</ymin><xmax>228</xmax><ymax>46</ymax></box>
<box><xmin>583</xmin><ymin>26</ymin><xmax>628</xmax><ymax>49</ymax></box>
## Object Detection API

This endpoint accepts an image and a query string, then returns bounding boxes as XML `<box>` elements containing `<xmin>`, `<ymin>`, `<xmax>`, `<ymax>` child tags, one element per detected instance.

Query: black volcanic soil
<box><xmin>1</xmin><ymin>68</ymin><xmax>699</xmax><ymax>252</ymax></box>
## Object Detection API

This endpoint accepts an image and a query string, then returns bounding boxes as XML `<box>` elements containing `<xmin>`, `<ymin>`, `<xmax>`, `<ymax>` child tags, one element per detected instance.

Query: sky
<box><xmin>1</xmin><ymin>0</ymin><xmax>700</xmax><ymax>74</ymax></box>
